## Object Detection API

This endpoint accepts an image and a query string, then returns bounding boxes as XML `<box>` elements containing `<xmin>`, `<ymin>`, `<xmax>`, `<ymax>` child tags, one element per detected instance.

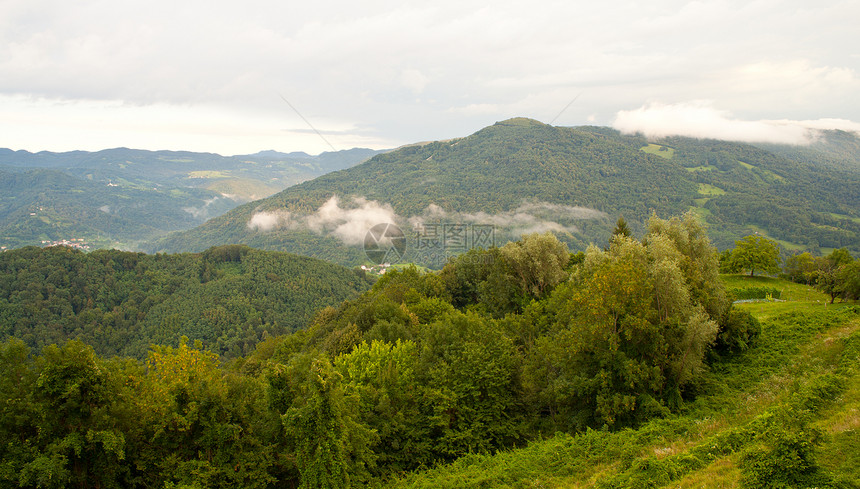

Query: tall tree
<box><xmin>280</xmin><ymin>353</ymin><xmax>376</xmax><ymax>489</ymax></box>
<box><xmin>816</xmin><ymin>248</ymin><xmax>856</xmax><ymax>304</ymax></box>
<box><xmin>730</xmin><ymin>235</ymin><xmax>781</xmax><ymax>276</ymax></box>
<box><xmin>836</xmin><ymin>261</ymin><xmax>860</xmax><ymax>301</ymax></box>
<box><xmin>612</xmin><ymin>216</ymin><xmax>632</xmax><ymax>238</ymax></box>
<box><xmin>499</xmin><ymin>231</ymin><xmax>569</xmax><ymax>299</ymax></box>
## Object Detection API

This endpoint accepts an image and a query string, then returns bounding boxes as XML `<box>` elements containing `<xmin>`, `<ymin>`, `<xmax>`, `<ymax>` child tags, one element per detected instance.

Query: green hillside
<box><xmin>0</xmin><ymin>147</ymin><xmax>382</xmax><ymax>200</ymax></box>
<box><xmin>147</xmin><ymin>119</ymin><xmax>860</xmax><ymax>263</ymax></box>
<box><xmin>387</xmin><ymin>293</ymin><xmax>860</xmax><ymax>489</ymax></box>
<box><xmin>0</xmin><ymin>147</ymin><xmax>381</xmax><ymax>250</ymax></box>
<box><xmin>0</xmin><ymin>168</ymin><xmax>238</xmax><ymax>250</ymax></box>
<box><xmin>2</xmin><ymin>217</ymin><xmax>857</xmax><ymax>488</ymax></box>
<box><xmin>0</xmin><ymin>244</ymin><xmax>372</xmax><ymax>359</ymax></box>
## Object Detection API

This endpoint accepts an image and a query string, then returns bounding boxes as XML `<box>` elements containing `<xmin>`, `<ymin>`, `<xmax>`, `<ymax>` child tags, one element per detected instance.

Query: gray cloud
<box><xmin>1</xmin><ymin>1</ymin><xmax>858</xmax><ymax>154</ymax></box>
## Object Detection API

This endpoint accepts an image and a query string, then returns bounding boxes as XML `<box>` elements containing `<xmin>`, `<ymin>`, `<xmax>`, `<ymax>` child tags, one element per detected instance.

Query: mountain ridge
<box><xmin>146</xmin><ymin>118</ymin><xmax>860</xmax><ymax>263</ymax></box>
<box><xmin>0</xmin><ymin>146</ymin><xmax>384</xmax><ymax>250</ymax></box>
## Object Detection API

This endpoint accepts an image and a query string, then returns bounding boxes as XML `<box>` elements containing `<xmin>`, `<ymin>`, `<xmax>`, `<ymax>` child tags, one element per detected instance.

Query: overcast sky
<box><xmin>2</xmin><ymin>0</ymin><xmax>858</xmax><ymax>155</ymax></box>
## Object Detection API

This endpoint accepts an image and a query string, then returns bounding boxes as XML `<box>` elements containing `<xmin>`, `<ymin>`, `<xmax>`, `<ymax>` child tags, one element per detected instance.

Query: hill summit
<box><xmin>147</xmin><ymin>119</ymin><xmax>860</xmax><ymax>264</ymax></box>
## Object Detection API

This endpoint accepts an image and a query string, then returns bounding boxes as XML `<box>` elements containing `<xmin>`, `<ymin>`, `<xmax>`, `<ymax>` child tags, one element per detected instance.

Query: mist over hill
<box><xmin>147</xmin><ymin>118</ymin><xmax>860</xmax><ymax>264</ymax></box>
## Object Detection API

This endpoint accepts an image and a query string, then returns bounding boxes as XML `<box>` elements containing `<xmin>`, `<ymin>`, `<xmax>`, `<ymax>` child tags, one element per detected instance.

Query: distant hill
<box><xmin>0</xmin><ymin>147</ymin><xmax>383</xmax><ymax>249</ymax></box>
<box><xmin>0</xmin><ymin>244</ymin><xmax>372</xmax><ymax>359</ymax></box>
<box><xmin>755</xmin><ymin>129</ymin><xmax>860</xmax><ymax>171</ymax></box>
<box><xmin>147</xmin><ymin>118</ymin><xmax>860</xmax><ymax>263</ymax></box>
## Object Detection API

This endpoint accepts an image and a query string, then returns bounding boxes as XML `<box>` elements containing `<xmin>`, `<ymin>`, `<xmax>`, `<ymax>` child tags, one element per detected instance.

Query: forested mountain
<box><xmin>0</xmin><ymin>147</ymin><xmax>382</xmax><ymax>250</ymax></box>
<box><xmin>0</xmin><ymin>244</ymin><xmax>371</xmax><ymax>359</ymax></box>
<box><xmin>756</xmin><ymin>129</ymin><xmax>860</xmax><ymax>171</ymax></box>
<box><xmin>0</xmin><ymin>168</ymin><xmax>240</xmax><ymax>250</ymax></box>
<box><xmin>147</xmin><ymin>118</ymin><xmax>860</xmax><ymax>263</ymax></box>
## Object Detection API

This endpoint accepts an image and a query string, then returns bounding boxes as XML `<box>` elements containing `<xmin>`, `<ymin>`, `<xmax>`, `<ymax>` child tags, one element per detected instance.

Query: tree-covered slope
<box><xmin>147</xmin><ymin>118</ymin><xmax>860</xmax><ymax>263</ymax></box>
<box><xmin>387</xmin><ymin>297</ymin><xmax>860</xmax><ymax>489</ymax></box>
<box><xmin>642</xmin><ymin>135</ymin><xmax>860</xmax><ymax>253</ymax></box>
<box><xmin>3</xmin><ymin>218</ymin><xmax>857</xmax><ymax>488</ymax></box>
<box><xmin>0</xmin><ymin>168</ymin><xmax>239</xmax><ymax>249</ymax></box>
<box><xmin>0</xmin><ymin>147</ymin><xmax>381</xmax><ymax>250</ymax></box>
<box><xmin>0</xmin><ymin>244</ymin><xmax>372</xmax><ymax>359</ymax></box>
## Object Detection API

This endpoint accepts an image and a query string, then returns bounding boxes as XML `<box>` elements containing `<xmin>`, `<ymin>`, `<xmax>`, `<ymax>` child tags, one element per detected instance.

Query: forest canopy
<box><xmin>0</xmin><ymin>212</ymin><xmax>776</xmax><ymax>488</ymax></box>
<box><xmin>0</xmin><ymin>244</ymin><xmax>372</xmax><ymax>359</ymax></box>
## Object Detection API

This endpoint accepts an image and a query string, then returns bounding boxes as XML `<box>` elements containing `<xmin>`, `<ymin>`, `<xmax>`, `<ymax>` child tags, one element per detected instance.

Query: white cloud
<box><xmin>251</xmin><ymin>197</ymin><xmax>607</xmax><ymax>247</ymax></box>
<box><xmin>248</xmin><ymin>196</ymin><xmax>399</xmax><ymax>243</ymax></box>
<box><xmin>613</xmin><ymin>102</ymin><xmax>860</xmax><ymax>145</ymax></box>
<box><xmin>247</xmin><ymin>210</ymin><xmax>291</xmax><ymax>231</ymax></box>
<box><xmin>411</xmin><ymin>201</ymin><xmax>607</xmax><ymax>237</ymax></box>
<box><xmin>400</xmin><ymin>69</ymin><xmax>429</xmax><ymax>95</ymax></box>
<box><xmin>306</xmin><ymin>195</ymin><xmax>399</xmax><ymax>246</ymax></box>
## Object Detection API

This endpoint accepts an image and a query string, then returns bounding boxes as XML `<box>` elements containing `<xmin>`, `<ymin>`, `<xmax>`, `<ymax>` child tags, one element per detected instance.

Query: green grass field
<box><xmin>687</xmin><ymin>205</ymin><xmax>712</xmax><ymax>223</ymax></box>
<box><xmin>740</xmin><ymin>226</ymin><xmax>806</xmax><ymax>252</ymax></box>
<box><xmin>641</xmin><ymin>144</ymin><xmax>675</xmax><ymax>159</ymax></box>
<box><xmin>829</xmin><ymin>212</ymin><xmax>860</xmax><ymax>225</ymax></box>
<box><xmin>697</xmin><ymin>183</ymin><xmax>726</xmax><ymax>196</ymax></box>
<box><xmin>685</xmin><ymin>165</ymin><xmax>718</xmax><ymax>172</ymax></box>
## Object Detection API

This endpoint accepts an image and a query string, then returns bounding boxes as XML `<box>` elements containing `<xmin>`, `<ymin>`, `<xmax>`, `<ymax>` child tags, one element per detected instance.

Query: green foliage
<box><xmin>730</xmin><ymin>235</ymin><xmax>782</xmax><ymax>276</ymax></box>
<box><xmin>335</xmin><ymin>340</ymin><xmax>426</xmax><ymax>474</ymax></box>
<box><xmin>437</xmin><ymin>233</ymin><xmax>568</xmax><ymax>318</ymax></box>
<box><xmin>3</xmin><ymin>221</ymin><xmax>858</xmax><ymax>488</ymax></box>
<box><xmin>280</xmin><ymin>354</ymin><xmax>376</xmax><ymax>489</ymax></box>
<box><xmin>499</xmin><ymin>231</ymin><xmax>569</xmax><ymax>299</ymax></box>
<box><xmin>836</xmin><ymin>260</ymin><xmax>860</xmax><ymax>301</ymax></box>
<box><xmin>740</xmin><ymin>408</ymin><xmax>833</xmax><ymax>489</ymax></box>
<box><xmin>730</xmin><ymin>286</ymin><xmax>782</xmax><ymax>300</ymax></box>
<box><xmin>784</xmin><ymin>251</ymin><xmax>820</xmax><ymax>285</ymax></box>
<box><xmin>149</xmin><ymin>121</ymin><xmax>860</xmax><ymax>265</ymax></box>
<box><xmin>417</xmin><ymin>311</ymin><xmax>524</xmax><ymax>457</ymax></box>
<box><xmin>523</xmin><ymin>215</ymin><xmax>725</xmax><ymax>429</ymax></box>
<box><xmin>816</xmin><ymin>248</ymin><xmax>859</xmax><ymax>303</ymax></box>
<box><xmin>714</xmin><ymin>307</ymin><xmax>761</xmax><ymax>354</ymax></box>
<box><xmin>0</xmin><ymin>246</ymin><xmax>371</xmax><ymax>359</ymax></box>
<box><xmin>611</xmin><ymin>215</ymin><xmax>632</xmax><ymax>240</ymax></box>
<box><xmin>390</xmin><ymin>306</ymin><xmax>860</xmax><ymax>488</ymax></box>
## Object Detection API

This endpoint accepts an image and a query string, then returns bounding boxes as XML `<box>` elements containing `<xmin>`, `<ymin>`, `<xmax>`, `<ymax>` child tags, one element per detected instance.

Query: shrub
<box><xmin>714</xmin><ymin>307</ymin><xmax>761</xmax><ymax>354</ymax></box>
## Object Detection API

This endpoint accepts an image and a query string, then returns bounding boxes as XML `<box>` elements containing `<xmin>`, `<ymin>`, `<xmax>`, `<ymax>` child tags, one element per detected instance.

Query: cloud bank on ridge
<box><xmin>613</xmin><ymin>102</ymin><xmax>860</xmax><ymax>145</ymax></box>
<box><xmin>247</xmin><ymin>197</ymin><xmax>608</xmax><ymax>248</ymax></box>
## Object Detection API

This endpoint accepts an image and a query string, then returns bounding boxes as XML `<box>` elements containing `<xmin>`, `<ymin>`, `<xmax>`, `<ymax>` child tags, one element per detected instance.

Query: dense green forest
<box><xmin>0</xmin><ymin>245</ymin><xmax>371</xmax><ymax>359</ymax></box>
<box><xmin>0</xmin><ymin>147</ymin><xmax>380</xmax><ymax>250</ymax></box>
<box><xmin>148</xmin><ymin>119</ymin><xmax>860</xmax><ymax>263</ymax></box>
<box><xmin>5</xmin><ymin>214</ymin><xmax>857</xmax><ymax>488</ymax></box>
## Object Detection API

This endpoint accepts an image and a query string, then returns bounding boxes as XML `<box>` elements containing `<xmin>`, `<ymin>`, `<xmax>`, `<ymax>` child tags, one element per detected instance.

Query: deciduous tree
<box><xmin>730</xmin><ymin>235</ymin><xmax>781</xmax><ymax>277</ymax></box>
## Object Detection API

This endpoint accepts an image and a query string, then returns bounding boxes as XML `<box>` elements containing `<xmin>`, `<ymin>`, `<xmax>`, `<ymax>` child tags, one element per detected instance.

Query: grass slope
<box><xmin>386</xmin><ymin>276</ymin><xmax>860</xmax><ymax>488</ymax></box>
